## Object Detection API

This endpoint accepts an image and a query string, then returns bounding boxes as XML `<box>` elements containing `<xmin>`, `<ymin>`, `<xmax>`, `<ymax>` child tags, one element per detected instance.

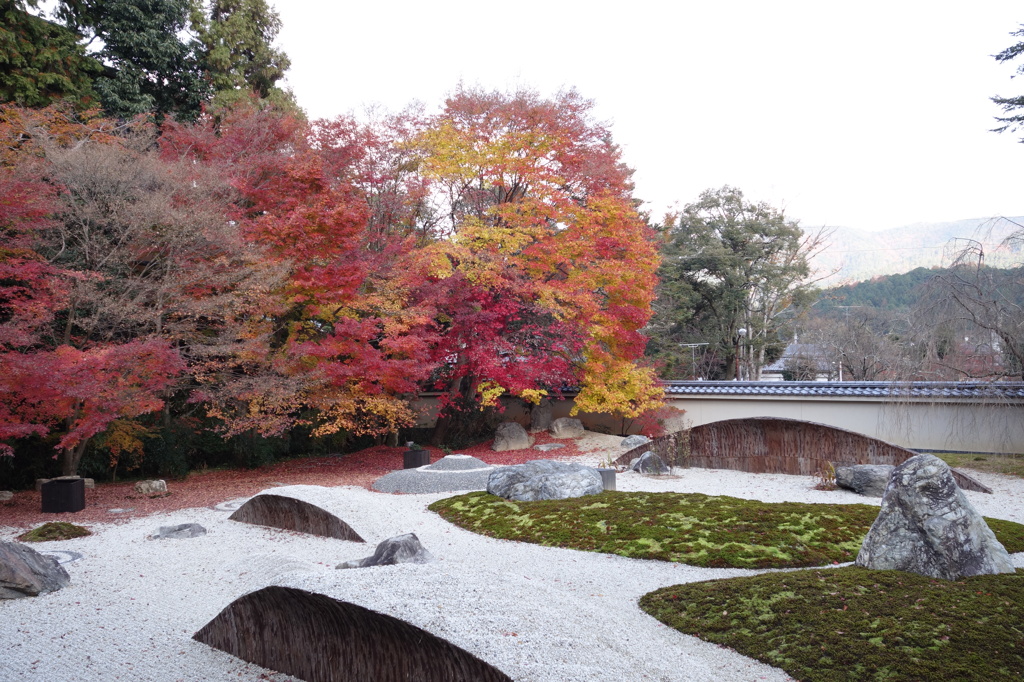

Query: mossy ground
<box><xmin>17</xmin><ymin>521</ymin><xmax>92</xmax><ymax>542</ymax></box>
<box><xmin>640</xmin><ymin>567</ymin><xmax>1024</xmax><ymax>682</ymax></box>
<box><xmin>428</xmin><ymin>491</ymin><xmax>1024</xmax><ymax>569</ymax></box>
<box><xmin>936</xmin><ymin>452</ymin><xmax>1024</xmax><ymax>479</ymax></box>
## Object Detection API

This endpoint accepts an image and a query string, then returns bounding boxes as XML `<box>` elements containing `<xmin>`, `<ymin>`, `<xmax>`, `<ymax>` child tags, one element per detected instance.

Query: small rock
<box><xmin>631</xmin><ymin>451</ymin><xmax>669</xmax><ymax>474</ymax></box>
<box><xmin>855</xmin><ymin>454</ymin><xmax>1015</xmax><ymax>580</ymax></box>
<box><xmin>534</xmin><ymin>443</ymin><xmax>565</xmax><ymax>452</ymax></box>
<box><xmin>621</xmin><ymin>434</ymin><xmax>651</xmax><ymax>449</ymax></box>
<box><xmin>151</xmin><ymin>523</ymin><xmax>207</xmax><ymax>540</ymax></box>
<box><xmin>0</xmin><ymin>491</ymin><xmax>13</xmax><ymax>502</ymax></box>
<box><xmin>337</xmin><ymin>533</ymin><xmax>434</xmax><ymax>569</ymax></box>
<box><xmin>0</xmin><ymin>541</ymin><xmax>71</xmax><ymax>599</ymax></box>
<box><xmin>487</xmin><ymin>459</ymin><xmax>603</xmax><ymax>501</ymax></box>
<box><xmin>134</xmin><ymin>480</ymin><xmax>167</xmax><ymax>495</ymax></box>
<box><xmin>835</xmin><ymin>464</ymin><xmax>894</xmax><ymax>497</ymax></box>
<box><xmin>549</xmin><ymin>417</ymin><xmax>585</xmax><ymax>439</ymax></box>
<box><xmin>82</xmin><ymin>478</ymin><xmax>95</xmax><ymax>489</ymax></box>
<box><xmin>492</xmin><ymin>422</ymin><xmax>534</xmax><ymax>451</ymax></box>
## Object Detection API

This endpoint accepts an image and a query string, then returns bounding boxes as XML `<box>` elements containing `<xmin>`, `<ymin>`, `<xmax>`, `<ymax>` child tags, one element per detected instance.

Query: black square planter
<box><xmin>41</xmin><ymin>477</ymin><xmax>86</xmax><ymax>513</ymax></box>
<box><xmin>403</xmin><ymin>450</ymin><xmax>430</xmax><ymax>469</ymax></box>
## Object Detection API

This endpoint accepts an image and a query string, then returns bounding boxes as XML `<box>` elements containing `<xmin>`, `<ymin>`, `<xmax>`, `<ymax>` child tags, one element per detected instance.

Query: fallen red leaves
<box><xmin>0</xmin><ymin>433</ymin><xmax>584</xmax><ymax>529</ymax></box>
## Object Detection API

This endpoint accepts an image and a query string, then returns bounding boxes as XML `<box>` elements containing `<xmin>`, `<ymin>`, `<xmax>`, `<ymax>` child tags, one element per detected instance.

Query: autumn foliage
<box><xmin>0</xmin><ymin>89</ymin><xmax>661</xmax><ymax>477</ymax></box>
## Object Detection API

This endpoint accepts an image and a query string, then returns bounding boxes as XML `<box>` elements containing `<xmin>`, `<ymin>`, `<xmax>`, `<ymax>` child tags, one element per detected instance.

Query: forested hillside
<box><xmin>815</xmin><ymin>265</ymin><xmax>1024</xmax><ymax>312</ymax></box>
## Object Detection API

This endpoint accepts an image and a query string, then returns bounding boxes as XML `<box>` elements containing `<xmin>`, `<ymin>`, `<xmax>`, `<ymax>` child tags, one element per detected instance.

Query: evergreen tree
<box><xmin>56</xmin><ymin>0</ymin><xmax>211</xmax><ymax>121</ymax></box>
<box><xmin>992</xmin><ymin>24</ymin><xmax>1024</xmax><ymax>141</ymax></box>
<box><xmin>0</xmin><ymin>2</ymin><xmax>101</xmax><ymax>108</ymax></box>
<box><xmin>192</xmin><ymin>0</ymin><xmax>292</xmax><ymax>110</ymax></box>
<box><xmin>650</xmin><ymin>186</ymin><xmax>827</xmax><ymax>380</ymax></box>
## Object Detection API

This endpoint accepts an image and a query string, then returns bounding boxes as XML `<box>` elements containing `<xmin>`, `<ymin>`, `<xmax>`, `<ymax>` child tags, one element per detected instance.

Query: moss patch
<box><xmin>429</xmin><ymin>491</ymin><xmax>1024</xmax><ymax>570</ymax></box>
<box><xmin>640</xmin><ymin>567</ymin><xmax>1024</xmax><ymax>682</ymax></box>
<box><xmin>17</xmin><ymin>521</ymin><xmax>92</xmax><ymax>542</ymax></box>
<box><xmin>936</xmin><ymin>452</ymin><xmax>1024</xmax><ymax>479</ymax></box>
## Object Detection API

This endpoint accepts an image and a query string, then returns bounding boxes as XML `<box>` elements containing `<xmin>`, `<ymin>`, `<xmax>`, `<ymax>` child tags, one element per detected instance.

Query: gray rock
<box><xmin>492</xmin><ymin>422</ymin><xmax>534</xmax><ymax>451</ymax></box>
<box><xmin>337</xmin><ymin>533</ymin><xmax>434</xmax><ymax>569</ymax></box>
<box><xmin>487</xmin><ymin>460</ymin><xmax>603</xmax><ymax>501</ymax></box>
<box><xmin>534</xmin><ymin>443</ymin><xmax>565</xmax><ymax>452</ymax></box>
<box><xmin>0</xmin><ymin>491</ymin><xmax>12</xmax><ymax>502</ymax></box>
<box><xmin>621</xmin><ymin>434</ymin><xmax>651</xmax><ymax>449</ymax></box>
<box><xmin>631</xmin><ymin>451</ymin><xmax>669</xmax><ymax>474</ymax></box>
<box><xmin>835</xmin><ymin>464</ymin><xmax>894</xmax><ymax>497</ymax></box>
<box><xmin>151</xmin><ymin>523</ymin><xmax>207</xmax><ymax>540</ymax></box>
<box><xmin>549</xmin><ymin>417</ymin><xmax>585</xmax><ymax>439</ymax></box>
<box><xmin>855</xmin><ymin>454</ymin><xmax>1015</xmax><ymax>580</ymax></box>
<box><xmin>529</xmin><ymin>399</ymin><xmax>554</xmax><ymax>433</ymax></box>
<box><xmin>135</xmin><ymin>480</ymin><xmax>167</xmax><ymax>495</ymax></box>
<box><xmin>0</xmin><ymin>541</ymin><xmax>71</xmax><ymax>599</ymax></box>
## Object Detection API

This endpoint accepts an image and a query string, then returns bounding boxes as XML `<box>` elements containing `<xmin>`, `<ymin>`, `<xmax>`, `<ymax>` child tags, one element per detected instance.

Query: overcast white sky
<box><xmin>274</xmin><ymin>1</ymin><xmax>1023</xmax><ymax>232</ymax></box>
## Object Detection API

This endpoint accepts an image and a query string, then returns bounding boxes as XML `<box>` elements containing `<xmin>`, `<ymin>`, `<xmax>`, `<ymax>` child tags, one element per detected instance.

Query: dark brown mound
<box><xmin>616</xmin><ymin>417</ymin><xmax>991</xmax><ymax>493</ymax></box>
<box><xmin>228</xmin><ymin>494</ymin><xmax>365</xmax><ymax>541</ymax></box>
<box><xmin>193</xmin><ymin>585</ymin><xmax>513</xmax><ymax>682</ymax></box>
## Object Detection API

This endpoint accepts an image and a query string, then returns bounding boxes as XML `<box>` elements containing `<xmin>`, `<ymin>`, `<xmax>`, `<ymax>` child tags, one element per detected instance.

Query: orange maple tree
<box><xmin>409</xmin><ymin>87</ymin><xmax>663</xmax><ymax>442</ymax></box>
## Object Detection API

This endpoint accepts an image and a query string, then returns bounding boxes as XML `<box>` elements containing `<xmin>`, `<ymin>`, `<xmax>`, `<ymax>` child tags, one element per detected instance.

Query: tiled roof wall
<box><xmin>661</xmin><ymin>381</ymin><xmax>1024</xmax><ymax>400</ymax></box>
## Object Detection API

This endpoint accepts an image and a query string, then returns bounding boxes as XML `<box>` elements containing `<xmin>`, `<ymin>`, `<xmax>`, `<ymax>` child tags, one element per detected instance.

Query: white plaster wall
<box><xmin>409</xmin><ymin>393</ymin><xmax>1024</xmax><ymax>454</ymax></box>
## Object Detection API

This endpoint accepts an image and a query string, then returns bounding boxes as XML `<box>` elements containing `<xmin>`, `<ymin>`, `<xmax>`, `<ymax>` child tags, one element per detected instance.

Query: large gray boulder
<box><xmin>631</xmin><ymin>451</ymin><xmax>669</xmax><ymax>475</ymax></box>
<box><xmin>487</xmin><ymin>460</ymin><xmax>603</xmax><ymax>501</ymax></box>
<box><xmin>855</xmin><ymin>454</ymin><xmax>1015</xmax><ymax>580</ymax></box>
<box><xmin>492</xmin><ymin>422</ymin><xmax>534</xmax><ymax>451</ymax></box>
<box><xmin>549</xmin><ymin>417</ymin><xmax>585</xmax><ymax>439</ymax></box>
<box><xmin>0</xmin><ymin>541</ymin><xmax>71</xmax><ymax>599</ymax></box>
<box><xmin>621</xmin><ymin>434</ymin><xmax>651</xmax><ymax>450</ymax></box>
<box><xmin>529</xmin><ymin>399</ymin><xmax>554</xmax><ymax>433</ymax></box>
<box><xmin>337</xmin><ymin>533</ymin><xmax>434</xmax><ymax>569</ymax></box>
<box><xmin>835</xmin><ymin>464</ymin><xmax>894</xmax><ymax>497</ymax></box>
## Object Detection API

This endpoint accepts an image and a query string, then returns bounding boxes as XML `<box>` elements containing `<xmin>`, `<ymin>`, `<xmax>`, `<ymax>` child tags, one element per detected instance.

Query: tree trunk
<box><xmin>430</xmin><ymin>376</ymin><xmax>464</xmax><ymax>446</ymax></box>
<box><xmin>60</xmin><ymin>438</ymin><xmax>90</xmax><ymax>477</ymax></box>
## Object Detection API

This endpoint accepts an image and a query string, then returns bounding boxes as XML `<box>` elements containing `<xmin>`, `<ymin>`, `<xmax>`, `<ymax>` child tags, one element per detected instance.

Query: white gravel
<box><xmin>2</xmin><ymin>464</ymin><xmax>1023</xmax><ymax>682</ymax></box>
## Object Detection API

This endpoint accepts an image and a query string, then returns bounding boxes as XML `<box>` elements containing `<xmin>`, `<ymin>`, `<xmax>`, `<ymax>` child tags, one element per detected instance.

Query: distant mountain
<box><xmin>808</xmin><ymin>217</ymin><xmax>1024</xmax><ymax>286</ymax></box>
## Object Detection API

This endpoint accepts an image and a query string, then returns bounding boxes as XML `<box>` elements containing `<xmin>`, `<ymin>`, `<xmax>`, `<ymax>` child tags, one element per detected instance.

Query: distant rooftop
<box><xmin>661</xmin><ymin>380</ymin><xmax>1024</xmax><ymax>400</ymax></box>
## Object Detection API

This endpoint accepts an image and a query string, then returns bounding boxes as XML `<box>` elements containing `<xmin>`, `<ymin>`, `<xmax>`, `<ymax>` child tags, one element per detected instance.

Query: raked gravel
<box><xmin>3</xmin><ymin>465</ymin><xmax>1023</xmax><ymax>682</ymax></box>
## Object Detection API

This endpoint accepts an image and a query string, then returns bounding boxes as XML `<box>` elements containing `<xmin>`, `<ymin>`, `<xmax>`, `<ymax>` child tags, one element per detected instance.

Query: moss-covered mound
<box><xmin>429</xmin><ymin>491</ymin><xmax>1024</xmax><ymax>570</ymax></box>
<box><xmin>640</xmin><ymin>567</ymin><xmax>1024</xmax><ymax>682</ymax></box>
<box><xmin>17</xmin><ymin>521</ymin><xmax>92</xmax><ymax>542</ymax></box>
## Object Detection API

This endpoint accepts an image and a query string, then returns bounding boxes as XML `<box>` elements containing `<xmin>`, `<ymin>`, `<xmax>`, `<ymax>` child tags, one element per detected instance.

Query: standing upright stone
<box><xmin>529</xmin><ymin>399</ymin><xmax>554</xmax><ymax>433</ymax></box>
<box><xmin>855</xmin><ymin>454</ymin><xmax>1015</xmax><ymax>580</ymax></box>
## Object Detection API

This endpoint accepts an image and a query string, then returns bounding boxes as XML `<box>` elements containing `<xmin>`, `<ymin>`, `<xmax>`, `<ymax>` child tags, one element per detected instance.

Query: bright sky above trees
<box><xmin>274</xmin><ymin>0</ymin><xmax>1024</xmax><ymax>232</ymax></box>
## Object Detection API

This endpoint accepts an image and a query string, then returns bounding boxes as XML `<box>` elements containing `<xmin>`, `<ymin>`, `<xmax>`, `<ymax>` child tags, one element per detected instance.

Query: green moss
<box><xmin>935</xmin><ymin>452</ymin><xmax>1024</xmax><ymax>478</ymax></box>
<box><xmin>640</xmin><ymin>567</ymin><xmax>1024</xmax><ymax>682</ymax></box>
<box><xmin>17</xmin><ymin>521</ymin><xmax>92</xmax><ymax>542</ymax></box>
<box><xmin>428</xmin><ymin>491</ymin><xmax>1024</xmax><ymax>570</ymax></box>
